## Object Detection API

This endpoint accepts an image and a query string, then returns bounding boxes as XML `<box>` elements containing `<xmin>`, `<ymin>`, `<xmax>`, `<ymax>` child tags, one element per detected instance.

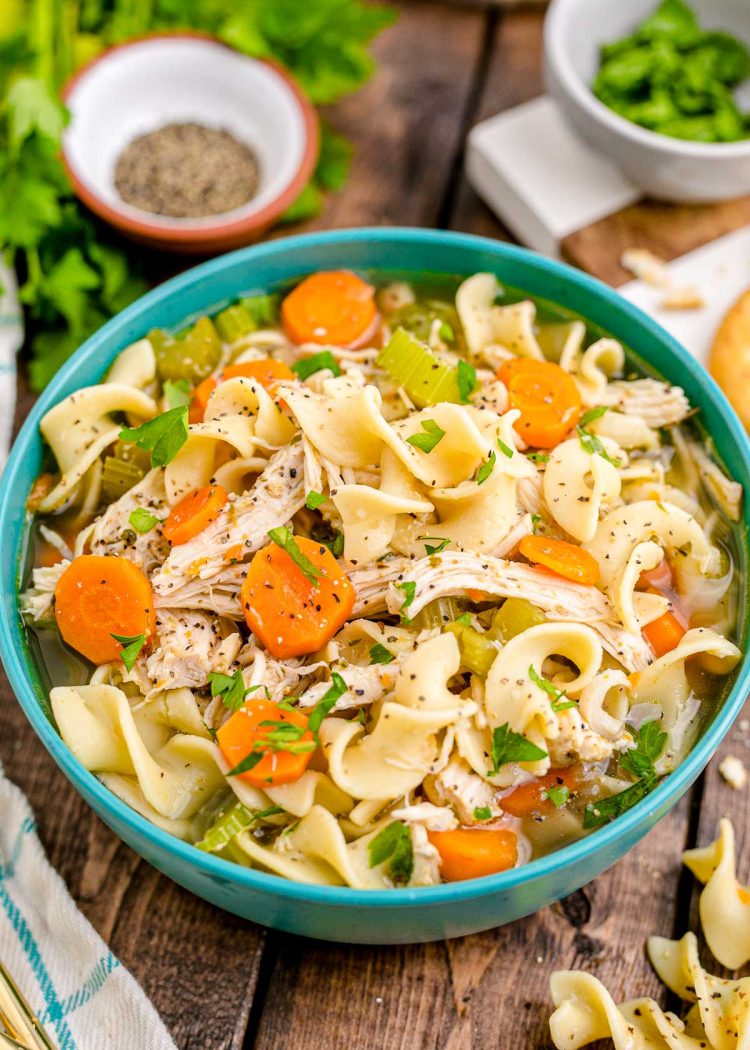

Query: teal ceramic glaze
<box><xmin>1</xmin><ymin>229</ymin><xmax>748</xmax><ymax>945</ymax></box>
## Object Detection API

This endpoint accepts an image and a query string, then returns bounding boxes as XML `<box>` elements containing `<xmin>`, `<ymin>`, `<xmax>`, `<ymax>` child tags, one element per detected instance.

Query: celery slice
<box><xmin>444</xmin><ymin>622</ymin><xmax>498</xmax><ymax>677</ymax></box>
<box><xmin>195</xmin><ymin>801</ymin><xmax>256</xmax><ymax>853</ymax></box>
<box><xmin>214</xmin><ymin>304</ymin><xmax>257</xmax><ymax>344</ymax></box>
<box><xmin>240</xmin><ymin>293</ymin><xmax>280</xmax><ymax>328</ymax></box>
<box><xmin>411</xmin><ymin>597</ymin><xmax>463</xmax><ymax>631</ymax></box>
<box><xmin>101</xmin><ymin>456</ymin><xmax>146</xmax><ymax>502</ymax></box>
<box><xmin>377</xmin><ymin>328</ymin><xmax>462</xmax><ymax>407</ymax></box>
<box><xmin>150</xmin><ymin>316</ymin><xmax>222</xmax><ymax>384</ymax></box>
<box><xmin>490</xmin><ymin>598</ymin><xmax>547</xmax><ymax>642</ymax></box>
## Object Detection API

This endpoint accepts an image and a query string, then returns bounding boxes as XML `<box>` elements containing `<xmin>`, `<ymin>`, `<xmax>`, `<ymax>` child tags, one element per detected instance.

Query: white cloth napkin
<box><xmin>0</xmin><ymin>766</ymin><xmax>177</xmax><ymax>1050</ymax></box>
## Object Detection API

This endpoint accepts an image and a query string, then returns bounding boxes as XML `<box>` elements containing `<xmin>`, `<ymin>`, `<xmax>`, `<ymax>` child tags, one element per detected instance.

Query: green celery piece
<box><xmin>377</xmin><ymin>327</ymin><xmax>462</xmax><ymax>407</ymax></box>
<box><xmin>195</xmin><ymin>802</ymin><xmax>256</xmax><ymax>852</ymax></box>
<box><xmin>490</xmin><ymin>598</ymin><xmax>547</xmax><ymax>642</ymax></box>
<box><xmin>214</xmin><ymin>303</ymin><xmax>257</xmax><ymax>344</ymax></box>
<box><xmin>410</xmin><ymin>596</ymin><xmax>463</xmax><ymax>631</ymax></box>
<box><xmin>444</xmin><ymin>622</ymin><xmax>498</xmax><ymax>677</ymax></box>
<box><xmin>150</xmin><ymin>316</ymin><xmax>222</xmax><ymax>384</ymax></box>
<box><xmin>101</xmin><ymin>456</ymin><xmax>146</xmax><ymax>502</ymax></box>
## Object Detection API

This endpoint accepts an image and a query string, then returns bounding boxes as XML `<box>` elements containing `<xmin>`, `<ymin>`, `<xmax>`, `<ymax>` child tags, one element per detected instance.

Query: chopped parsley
<box><xmin>292</xmin><ymin>350</ymin><xmax>341</xmax><ymax>380</ymax></box>
<box><xmin>369</xmin><ymin>643</ymin><xmax>395</xmax><ymax>665</ymax></box>
<box><xmin>531</xmin><ymin>513</ymin><xmax>542</xmax><ymax>534</ymax></box>
<box><xmin>576</xmin><ymin>409</ymin><xmax>622</xmax><ymax>468</ymax></box>
<box><xmin>578</xmin><ymin>406</ymin><xmax>609</xmax><ymax>428</ymax></box>
<box><xmin>406</xmin><ymin>418</ymin><xmax>446</xmax><ymax>454</ymax></box>
<box><xmin>368</xmin><ymin>821</ymin><xmax>414</xmax><ymax>885</ymax></box>
<box><xmin>497</xmin><ymin>438</ymin><xmax>514</xmax><ymax>459</ymax></box>
<box><xmin>439</xmin><ymin>321</ymin><xmax>456</xmax><ymax>345</ymax></box>
<box><xmin>583</xmin><ymin>720</ymin><xmax>666</xmax><ymax>829</ymax></box>
<box><xmin>583</xmin><ymin>775</ymin><xmax>657</xmax><ymax>829</ymax></box>
<box><xmin>476</xmin><ymin>450</ymin><xmax>496</xmax><ymax>485</ymax></box>
<box><xmin>305</xmin><ymin>489</ymin><xmax>327</xmax><ymax>510</ymax></box>
<box><xmin>208</xmin><ymin>669</ymin><xmax>248</xmax><ymax>713</ymax></box>
<box><xmin>489</xmin><ymin>723</ymin><xmax>548</xmax><ymax>775</ymax></box>
<box><xmin>163</xmin><ymin>378</ymin><xmax>192</xmax><ymax>409</ymax></box>
<box><xmin>423</xmin><ymin>536</ymin><xmax>450</xmax><ymax>556</ymax></box>
<box><xmin>129</xmin><ymin>507</ymin><xmax>160</xmax><ymax>533</ymax></box>
<box><xmin>227</xmin><ymin>751</ymin><xmax>265</xmax><ymax>777</ymax></box>
<box><xmin>307</xmin><ymin>672</ymin><xmax>348</xmax><ymax>737</ymax></box>
<box><xmin>473</xmin><ymin>806</ymin><xmax>492</xmax><ymax>821</ymax></box>
<box><xmin>395</xmin><ymin>580</ymin><xmax>416</xmax><ymax>623</ymax></box>
<box><xmin>454</xmin><ymin>613</ymin><xmax>472</xmax><ymax>627</ymax></box>
<box><xmin>268</xmin><ymin>526</ymin><xmax>321</xmax><ymax>586</ymax></box>
<box><xmin>619</xmin><ymin>720</ymin><xmax>667</xmax><ymax>780</ymax></box>
<box><xmin>527</xmin><ymin>451</ymin><xmax>550</xmax><ymax>465</ymax></box>
<box><xmin>111</xmin><ymin>632</ymin><xmax>146</xmax><ymax>672</ymax></box>
<box><xmin>257</xmin><ymin>720</ymin><xmax>316</xmax><ymax>754</ymax></box>
<box><xmin>119</xmin><ymin>405</ymin><xmax>189</xmax><ymax>468</ymax></box>
<box><xmin>545</xmin><ymin>785</ymin><xmax>570</xmax><ymax>808</ymax></box>
<box><xmin>529</xmin><ymin>665</ymin><xmax>577</xmax><ymax>712</ymax></box>
<box><xmin>457</xmin><ymin>359</ymin><xmax>477</xmax><ymax>402</ymax></box>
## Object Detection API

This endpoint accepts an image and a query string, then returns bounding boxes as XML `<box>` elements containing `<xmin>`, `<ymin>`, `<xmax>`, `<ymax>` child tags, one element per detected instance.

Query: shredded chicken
<box><xmin>295</xmin><ymin>662</ymin><xmax>399</xmax><ymax>712</ymax></box>
<box><xmin>687</xmin><ymin>441</ymin><xmax>742</xmax><ymax>522</ymax></box>
<box><xmin>144</xmin><ymin>610</ymin><xmax>242</xmax><ymax>692</ymax></box>
<box><xmin>152</xmin><ymin>444</ymin><xmax>305</xmax><ymax>597</ymax></box>
<box><xmin>20</xmin><ymin>560</ymin><xmax>69</xmax><ymax>623</ymax></box>
<box><xmin>546</xmin><ymin>708</ymin><xmax>627</xmax><ymax>766</ymax></box>
<box><xmin>598</xmin><ymin>379</ymin><xmax>691</xmax><ymax>428</ymax></box>
<box><xmin>88</xmin><ymin>469</ymin><xmax>170</xmax><ymax>574</ymax></box>
<box><xmin>391</xmin><ymin>801</ymin><xmax>458</xmax><ymax>832</ymax></box>
<box><xmin>430</xmin><ymin>758</ymin><xmax>501</xmax><ymax>825</ymax></box>
<box><xmin>153</xmin><ymin>565</ymin><xmax>245</xmax><ymax>618</ymax></box>
<box><xmin>349</xmin><ymin>556</ymin><xmax>414</xmax><ymax>617</ymax></box>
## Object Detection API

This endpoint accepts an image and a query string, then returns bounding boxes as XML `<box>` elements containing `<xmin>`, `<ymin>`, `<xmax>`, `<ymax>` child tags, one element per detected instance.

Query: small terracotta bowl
<box><xmin>61</xmin><ymin>34</ymin><xmax>319</xmax><ymax>254</ymax></box>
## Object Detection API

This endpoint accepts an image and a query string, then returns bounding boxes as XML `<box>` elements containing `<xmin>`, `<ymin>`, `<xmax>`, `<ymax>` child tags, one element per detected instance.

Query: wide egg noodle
<box><xmin>543</xmin><ymin>435</ymin><xmax>622</xmax><ymax>543</ymax></box>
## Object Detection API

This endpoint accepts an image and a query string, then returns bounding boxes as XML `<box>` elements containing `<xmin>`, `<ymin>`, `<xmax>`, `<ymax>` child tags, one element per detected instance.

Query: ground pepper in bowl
<box><xmin>114</xmin><ymin>122</ymin><xmax>260</xmax><ymax>218</ymax></box>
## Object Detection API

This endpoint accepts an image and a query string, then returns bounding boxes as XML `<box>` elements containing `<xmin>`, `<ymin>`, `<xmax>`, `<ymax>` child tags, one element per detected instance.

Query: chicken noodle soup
<box><xmin>21</xmin><ymin>269</ymin><xmax>743</xmax><ymax>888</ymax></box>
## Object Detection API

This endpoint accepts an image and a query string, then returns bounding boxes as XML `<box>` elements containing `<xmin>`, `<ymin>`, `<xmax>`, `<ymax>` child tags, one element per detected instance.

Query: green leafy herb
<box><xmin>527</xmin><ymin>451</ymin><xmax>550</xmax><ymax>465</ymax></box>
<box><xmin>497</xmin><ymin>438</ymin><xmax>514</xmax><ymax>459</ymax></box>
<box><xmin>119</xmin><ymin>406</ymin><xmax>189</xmax><ymax>468</ymax></box>
<box><xmin>164</xmin><ymin>378</ymin><xmax>192</xmax><ymax>409</ymax></box>
<box><xmin>268</xmin><ymin>526</ymin><xmax>321</xmax><ymax>586</ymax></box>
<box><xmin>395</xmin><ymin>580</ymin><xmax>416</xmax><ymax>622</ymax></box>
<box><xmin>406</xmin><ymin>418</ymin><xmax>446</xmax><ymax>454</ymax></box>
<box><xmin>583</xmin><ymin>775</ymin><xmax>657</xmax><ymax>829</ymax></box>
<box><xmin>129</xmin><ymin>508</ymin><xmax>160</xmax><ymax>534</ymax></box>
<box><xmin>476</xmin><ymin>451</ymin><xmax>496</xmax><ymax>485</ymax></box>
<box><xmin>489</xmin><ymin>723</ymin><xmax>548</xmax><ymax>775</ymax></box>
<box><xmin>208</xmin><ymin>670</ymin><xmax>249</xmax><ymax>713</ymax></box>
<box><xmin>368</xmin><ymin>821</ymin><xmax>414</xmax><ymax>884</ymax></box>
<box><xmin>578</xmin><ymin>406</ymin><xmax>609</xmax><ymax>428</ymax></box>
<box><xmin>546</xmin><ymin>785</ymin><xmax>571</xmax><ymax>808</ymax></box>
<box><xmin>370</xmin><ymin>643</ymin><xmax>395</xmax><ymax>665</ymax></box>
<box><xmin>457</xmin><ymin>359</ymin><xmax>477</xmax><ymax>403</ymax></box>
<box><xmin>111</xmin><ymin>632</ymin><xmax>146</xmax><ymax>672</ymax></box>
<box><xmin>529</xmin><ymin>665</ymin><xmax>578</xmax><ymax>712</ymax></box>
<box><xmin>531</xmin><ymin>513</ymin><xmax>542</xmax><ymax>534</ymax></box>
<box><xmin>305</xmin><ymin>489</ymin><xmax>327</xmax><ymax>510</ymax></box>
<box><xmin>307</xmin><ymin>672</ymin><xmax>348</xmax><ymax>736</ymax></box>
<box><xmin>619</xmin><ymin>720</ymin><xmax>668</xmax><ymax>779</ymax></box>
<box><xmin>258</xmin><ymin>719</ymin><xmax>316</xmax><ymax>753</ymax></box>
<box><xmin>576</xmin><ymin>424</ymin><xmax>622</xmax><ymax>468</ymax></box>
<box><xmin>292</xmin><ymin>350</ymin><xmax>341</xmax><ymax>381</ymax></box>
<box><xmin>423</xmin><ymin>536</ymin><xmax>450</xmax><ymax>556</ymax></box>
<box><xmin>227</xmin><ymin>751</ymin><xmax>265</xmax><ymax>777</ymax></box>
<box><xmin>473</xmin><ymin>806</ymin><xmax>492</xmax><ymax>821</ymax></box>
<box><xmin>454</xmin><ymin>613</ymin><xmax>472</xmax><ymax>627</ymax></box>
<box><xmin>440</xmin><ymin>321</ymin><xmax>456</xmax><ymax>344</ymax></box>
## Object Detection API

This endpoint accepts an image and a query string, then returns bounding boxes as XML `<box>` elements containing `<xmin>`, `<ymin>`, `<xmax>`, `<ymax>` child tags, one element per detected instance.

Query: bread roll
<box><xmin>709</xmin><ymin>288</ymin><xmax>750</xmax><ymax>430</ymax></box>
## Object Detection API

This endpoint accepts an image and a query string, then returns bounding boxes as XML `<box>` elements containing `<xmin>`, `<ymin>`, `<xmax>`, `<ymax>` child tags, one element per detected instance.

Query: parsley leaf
<box><xmin>305</xmin><ymin>489</ymin><xmax>327</xmax><ymax>510</ymax></box>
<box><xmin>164</xmin><ymin>378</ymin><xmax>192</xmax><ymax>408</ymax></box>
<box><xmin>497</xmin><ymin>438</ymin><xmax>514</xmax><ymax>459</ymax></box>
<box><xmin>620</xmin><ymin>720</ymin><xmax>667</xmax><ymax>779</ymax></box>
<box><xmin>129</xmin><ymin>508</ymin><xmax>160</xmax><ymax>534</ymax></box>
<box><xmin>578</xmin><ymin>406</ymin><xmax>609</xmax><ymax>428</ymax></box>
<box><xmin>208</xmin><ymin>670</ymin><xmax>248</xmax><ymax>713</ymax></box>
<box><xmin>529</xmin><ymin>665</ymin><xmax>578</xmax><ymax>712</ymax></box>
<box><xmin>119</xmin><ymin>406</ymin><xmax>189</xmax><ymax>468</ymax></box>
<box><xmin>583</xmin><ymin>775</ymin><xmax>657</xmax><ymax>829</ymax></box>
<box><xmin>576</xmin><ymin>423</ymin><xmax>622</xmax><ymax>468</ymax></box>
<box><xmin>111</xmin><ymin>632</ymin><xmax>146</xmax><ymax>672</ymax></box>
<box><xmin>292</xmin><ymin>350</ymin><xmax>341</xmax><ymax>380</ymax></box>
<box><xmin>489</xmin><ymin>723</ymin><xmax>548</xmax><ymax>775</ymax></box>
<box><xmin>423</xmin><ymin>536</ymin><xmax>450</xmax><ymax>556</ymax></box>
<box><xmin>531</xmin><ymin>513</ymin><xmax>542</xmax><ymax>533</ymax></box>
<box><xmin>227</xmin><ymin>751</ymin><xmax>265</xmax><ymax>777</ymax></box>
<box><xmin>473</xmin><ymin>806</ymin><xmax>492</xmax><ymax>821</ymax></box>
<box><xmin>546</xmin><ymin>785</ymin><xmax>570</xmax><ymax>808</ymax></box>
<box><xmin>457</xmin><ymin>359</ymin><xmax>477</xmax><ymax>403</ymax></box>
<box><xmin>476</xmin><ymin>450</ymin><xmax>496</xmax><ymax>485</ymax></box>
<box><xmin>527</xmin><ymin>451</ymin><xmax>550</xmax><ymax>465</ymax></box>
<box><xmin>307</xmin><ymin>672</ymin><xmax>348</xmax><ymax>736</ymax></box>
<box><xmin>257</xmin><ymin>719</ymin><xmax>316</xmax><ymax>753</ymax></box>
<box><xmin>395</xmin><ymin>580</ymin><xmax>416</xmax><ymax>623</ymax></box>
<box><xmin>268</xmin><ymin>526</ymin><xmax>321</xmax><ymax>587</ymax></box>
<box><xmin>454</xmin><ymin>613</ymin><xmax>472</xmax><ymax>627</ymax></box>
<box><xmin>406</xmin><ymin>418</ymin><xmax>446</xmax><ymax>454</ymax></box>
<box><xmin>370</xmin><ymin>643</ymin><xmax>395</xmax><ymax>665</ymax></box>
<box><xmin>368</xmin><ymin>821</ymin><xmax>414</xmax><ymax>884</ymax></box>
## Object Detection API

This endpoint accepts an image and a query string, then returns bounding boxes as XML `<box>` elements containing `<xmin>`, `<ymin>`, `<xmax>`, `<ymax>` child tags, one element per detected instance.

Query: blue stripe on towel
<box><xmin>0</xmin><ymin>819</ymin><xmax>76</xmax><ymax>1048</ymax></box>
<box><xmin>42</xmin><ymin>953</ymin><xmax>120</xmax><ymax>1023</ymax></box>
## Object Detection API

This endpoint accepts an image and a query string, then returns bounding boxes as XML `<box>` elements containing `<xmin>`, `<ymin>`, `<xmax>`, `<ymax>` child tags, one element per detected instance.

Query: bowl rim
<box><xmin>3</xmin><ymin>226</ymin><xmax>750</xmax><ymax>907</ymax></box>
<box><xmin>544</xmin><ymin>0</ymin><xmax>750</xmax><ymax>159</ymax></box>
<box><xmin>60</xmin><ymin>32</ymin><xmax>320</xmax><ymax>245</ymax></box>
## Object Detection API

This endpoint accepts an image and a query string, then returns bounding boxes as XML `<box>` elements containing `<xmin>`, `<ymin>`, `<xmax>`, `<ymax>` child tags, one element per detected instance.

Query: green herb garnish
<box><xmin>619</xmin><ymin>720</ymin><xmax>667</xmax><ymax>779</ymax></box>
<box><xmin>578</xmin><ymin>406</ymin><xmax>609</xmax><ymax>428</ymax></box>
<box><xmin>119</xmin><ymin>406</ymin><xmax>189</xmax><ymax>468</ymax></box>
<box><xmin>368</xmin><ymin>821</ymin><xmax>414</xmax><ymax>884</ymax></box>
<box><xmin>268</xmin><ymin>526</ymin><xmax>321</xmax><ymax>586</ymax></box>
<box><xmin>489</xmin><ymin>723</ymin><xmax>548</xmax><ymax>775</ymax></box>
<box><xmin>576</xmin><ymin>424</ymin><xmax>622</xmax><ymax>468</ymax></box>
<box><xmin>208</xmin><ymin>670</ymin><xmax>249</xmax><ymax>713</ymax></box>
<box><xmin>129</xmin><ymin>508</ymin><xmax>160</xmax><ymax>534</ymax></box>
<box><xmin>583</xmin><ymin>776</ymin><xmax>657</xmax><ymax>829</ymax></box>
<box><xmin>305</xmin><ymin>490</ymin><xmax>327</xmax><ymax>510</ymax></box>
<box><xmin>395</xmin><ymin>580</ymin><xmax>416</xmax><ymax>622</ymax></box>
<box><xmin>527</xmin><ymin>451</ymin><xmax>550</xmax><ymax>465</ymax></box>
<box><xmin>292</xmin><ymin>351</ymin><xmax>341</xmax><ymax>381</ymax></box>
<box><xmin>370</xmin><ymin>643</ymin><xmax>395</xmax><ymax>665</ymax></box>
<box><xmin>497</xmin><ymin>438</ymin><xmax>514</xmax><ymax>459</ymax></box>
<box><xmin>257</xmin><ymin>720</ymin><xmax>316</xmax><ymax>753</ymax></box>
<box><xmin>406</xmin><ymin>418</ymin><xmax>446</xmax><ymax>454</ymax></box>
<box><xmin>164</xmin><ymin>378</ymin><xmax>192</xmax><ymax>409</ymax></box>
<box><xmin>111</xmin><ymin>632</ymin><xmax>146</xmax><ymax>672</ymax></box>
<box><xmin>546</xmin><ymin>785</ymin><xmax>571</xmax><ymax>808</ymax></box>
<box><xmin>476</xmin><ymin>451</ymin><xmax>496</xmax><ymax>485</ymax></box>
<box><xmin>307</xmin><ymin>672</ymin><xmax>348</xmax><ymax>736</ymax></box>
<box><xmin>473</xmin><ymin>806</ymin><xmax>492</xmax><ymax>821</ymax></box>
<box><xmin>457</xmin><ymin>359</ymin><xmax>477</xmax><ymax>403</ymax></box>
<box><xmin>454</xmin><ymin>613</ymin><xmax>472</xmax><ymax>627</ymax></box>
<box><xmin>529</xmin><ymin>665</ymin><xmax>577</xmax><ymax>712</ymax></box>
<box><xmin>423</xmin><ymin>537</ymin><xmax>450</xmax><ymax>556</ymax></box>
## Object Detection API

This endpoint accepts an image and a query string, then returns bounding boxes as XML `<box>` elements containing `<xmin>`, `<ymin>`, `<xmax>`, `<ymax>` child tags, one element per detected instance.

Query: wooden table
<box><xmin>2</xmin><ymin>4</ymin><xmax>747</xmax><ymax>1047</ymax></box>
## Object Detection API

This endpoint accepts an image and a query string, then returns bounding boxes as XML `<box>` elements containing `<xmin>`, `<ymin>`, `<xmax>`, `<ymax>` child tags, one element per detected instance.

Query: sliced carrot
<box><xmin>427</xmin><ymin>828</ymin><xmax>518</xmax><ymax>882</ymax></box>
<box><xmin>217</xmin><ymin>698</ymin><xmax>314</xmax><ymax>788</ymax></box>
<box><xmin>54</xmin><ymin>554</ymin><xmax>156</xmax><ymax>665</ymax></box>
<box><xmin>497</xmin><ymin>358</ymin><xmax>582</xmax><ymax>448</ymax></box>
<box><xmin>643</xmin><ymin>609</ymin><xmax>686</xmax><ymax>658</ymax></box>
<box><xmin>281</xmin><ymin>271</ymin><xmax>378</xmax><ymax>348</ymax></box>
<box><xmin>241</xmin><ymin>535</ymin><xmax>355</xmax><ymax>659</ymax></box>
<box><xmin>466</xmin><ymin>588</ymin><xmax>490</xmax><ymax>604</ymax></box>
<box><xmin>519</xmin><ymin>535</ymin><xmax>600</xmax><ymax>586</ymax></box>
<box><xmin>638</xmin><ymin>559</ymin><xmax>673</xmax><ymax>592</ymax></box>
<box><xmin>189</xmin><ymin>358</ymin><xmax>295</xmax><ymax>423</ymax></box>
<box><xmin>501</xmin><ymin>765</ymin><xmax>583</xmax><ymax>818</ymax></box>
<box><xmin>223</xmin><ymin>543</ymin><xmax>247</xmax><ymax>564</ymax></box>
<box><xmin>162</xmin><ymin>484</ymin><xmax>228</xmax><ymax>546</ymax></box>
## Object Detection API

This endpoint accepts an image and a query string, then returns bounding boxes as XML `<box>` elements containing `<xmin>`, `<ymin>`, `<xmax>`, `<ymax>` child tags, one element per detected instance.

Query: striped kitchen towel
<box><xmin>0</xmin><ymin>765</ymin><xmax>177</xmax><ymax>1050</ymax></box>
<box><xmin>0</xmin><ymin>259</ymin><xmax>22</xmax><ymax>471</ymax></box>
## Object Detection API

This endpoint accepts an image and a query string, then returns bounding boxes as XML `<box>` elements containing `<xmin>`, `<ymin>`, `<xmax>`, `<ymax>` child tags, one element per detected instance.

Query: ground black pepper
<box><xmin>114</xmin><ymin>122</ymin><xmax>260</xmax><ymax>218</ymax></box>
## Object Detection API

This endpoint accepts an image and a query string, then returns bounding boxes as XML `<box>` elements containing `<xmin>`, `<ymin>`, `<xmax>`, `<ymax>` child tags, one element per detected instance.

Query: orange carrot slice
<box><xmin>501</xmin><ymin>765</ymin><xmax>582</xmax><ymax>818</ymax></box>
<box><xmin>518</xmin><ymin>535</ymin><xmax>600</xmax><ymax>586</ymax></box>
<box><xmin>189</xmin><ymin>358</ymin><xmax>294</xmax><ymax>423</ymax></box>
<box><xmin>497</xmin><ymin>358</ymin><xmax>582</xmax><ymax>448</ymax></box>
<box><xmin>217</xmin><ymin>698</ymin><xmax>314</xmax><ymax>788</ymax></box>
<box><xmin>54</xmin><ymin>554</ymin><xmax>156</xmax><ymax>665</ymax></box>
<box><xmin>241</xmin><ymin>535</ymin><xmax>355</xmax><ymax>659</ymax></box>
<box><xmin>281</xmin><ymin>271</ymin><xmax>378</xmax><ymax>348</ymax></box>
<box><xmin>643</xmin><ymin>609</ymin><xmax>686</xmax><ymax>658</ymax></box>
<box><xmin>162</xmin><ymin>484</ymin><xmax>228</xmax><ymax>546</ymax></box>
<box><xmin>427</xmin><ymin>828</ymin><xmax>518</xmax><ymax>882</ymax></box>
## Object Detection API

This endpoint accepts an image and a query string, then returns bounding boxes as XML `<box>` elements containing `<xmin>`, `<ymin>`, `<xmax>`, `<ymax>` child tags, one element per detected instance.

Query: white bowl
<box><xmin>544</xmin><ymin>0</ymin><xmax>750</xmax><ymax>202</ymax></box>
<box><xmin>62</xmin><ymin>34</ymin><xmax>318</xmax><ymax>252</ymax></box>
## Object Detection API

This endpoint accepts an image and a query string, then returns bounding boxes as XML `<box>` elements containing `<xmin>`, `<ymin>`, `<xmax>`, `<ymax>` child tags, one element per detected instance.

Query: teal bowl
<box><xmin>1</xmin><ymin>229</ymin><xmax>748</xmax><ymax>944</ymax></box>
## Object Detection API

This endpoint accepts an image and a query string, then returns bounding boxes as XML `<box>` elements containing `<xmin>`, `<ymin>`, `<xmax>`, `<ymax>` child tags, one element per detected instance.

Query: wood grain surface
<box><xmin>2</xmin><ymin>4</ymin><xmax>747</xmax><ymax>1049</ymax></box>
